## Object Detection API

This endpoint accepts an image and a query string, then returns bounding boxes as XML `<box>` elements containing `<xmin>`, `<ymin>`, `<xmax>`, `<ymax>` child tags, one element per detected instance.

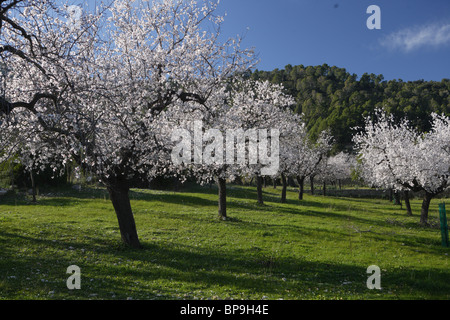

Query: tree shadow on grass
<box><xmin>175</xmin><ymin>183</ymin><xmax>285</xmax><ymax>204</ymax></box>
<box><xmin>9</xmin><ymin>184</ymin><xmax>421</xmax><ymax>236</ymax></box>
<box><xmin>1</xmin><ymin>225</ymin><xmax>449</xmax><ymax>300</ymax></box>
<box><xmin>4</xmin><ymin>184</ymin><xmax>443</xmax><ymax>258</ymax></box>
<box><xmin>28</xmin><ymin>197</ymin><xmax>92</xmax><ymax>207</ymax></box>
<box><xmin>133</xmin><ymin>191</ymin><xmax>219</xmax><ymax>208</ymax></box>
<box><xmin>6</xmin><ymin>183</ymin><xmax>395</xmax><ymax>213</ymax></box>
<box><xmin>94</xmin><ymin>241</ymin><xmax>450</xmax><ymax>299</ymax></box>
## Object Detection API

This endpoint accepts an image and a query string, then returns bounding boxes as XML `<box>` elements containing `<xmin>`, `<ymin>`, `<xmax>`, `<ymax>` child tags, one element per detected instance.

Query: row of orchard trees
<box><xmin>174</xmin><ymin>85</ymin><xmax>450</xmax><ymax>230</ymax></box>
<box><xmin>0</xmin><ymin>0</ymin><xmax>334</xmax><ymax>248</ymax></box>
<box><xmin>0</xmin><ymin>0</ymin><xmax>345</xmax><ymax>248</ymax></box>
<box><xmin>276</xmin><ymin>108</ymin><xmax>450</xmax><ymax>228</ymax></box>
<box><xmin>167</xmin><ymin>77</ymin><xmax>341</xmax><ymax>218</ymax></box>
<box><xmin>0</xmin><ymin>0</ymin><xmax>448</xmax><ymax>249</ymax></box>
<box><xmin>0</xmin><ymin>0</ymin><xmax>258</xmax><ymax>248</ymax></box>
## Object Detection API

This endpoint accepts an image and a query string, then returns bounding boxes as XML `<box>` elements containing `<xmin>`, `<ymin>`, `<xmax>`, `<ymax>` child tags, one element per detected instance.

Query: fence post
<box><xmin>439</xmin><ymin>203</ymin><xmax>449</xmax><ymax>247</ymax></box>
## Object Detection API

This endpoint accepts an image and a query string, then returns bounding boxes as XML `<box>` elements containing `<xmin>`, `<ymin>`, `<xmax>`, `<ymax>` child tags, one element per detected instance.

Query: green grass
<box><xmin>0</xmin><ymin>184</ymin><xmax>448</xmax><ymax>300</ymax></box>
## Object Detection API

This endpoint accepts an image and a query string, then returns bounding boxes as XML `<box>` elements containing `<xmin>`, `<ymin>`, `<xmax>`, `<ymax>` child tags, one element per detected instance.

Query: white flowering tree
<box><xmin>226</xmin><ymin>79</ymin><xmax>296</xmax><ymax>205</ymax></box>
<box><xmin>166</xmin><ymin>86</ymin><xmax>240</xmax><ymax>220</ymax></box>
<box><xmin>169</xmin><ymin>78</ymin><xmax>296</xmax><ymax>216</ymax></box>
<box><xmin>353</xmin><ymin>111</ymin><xmax>450</xmax><ymax>225</ymax></box>
<box><xmin>290</xmin><ymin>130</ymin><xmax>333</xmax><ymax>200</ymax></box>
<box><xmin>276</xmin><ymin>112</ymin><xmax>307</xmax><ymax>203</ymax></box>
<box><xmin>0</xmin><ymin>0</ymin><xmax>254</xmax><ymax>247</ymax></box>
<box><xmin>317</xmin><ymin>151</ymin><xmax>356</xmax><ymax>193</ymax></box>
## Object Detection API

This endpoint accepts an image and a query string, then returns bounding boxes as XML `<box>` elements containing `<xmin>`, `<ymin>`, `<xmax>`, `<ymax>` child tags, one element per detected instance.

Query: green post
<box><xmin>439</xmin><ymin>203</ymin><xmax>449</xmax><ymax>247</ymax></box>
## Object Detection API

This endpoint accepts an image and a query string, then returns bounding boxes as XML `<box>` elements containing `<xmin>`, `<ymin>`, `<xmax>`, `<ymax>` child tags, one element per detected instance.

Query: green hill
<box><xmin>251</xmin><ymin>64</ymin><xmax>450</xmax><ymax>152</ymax></box>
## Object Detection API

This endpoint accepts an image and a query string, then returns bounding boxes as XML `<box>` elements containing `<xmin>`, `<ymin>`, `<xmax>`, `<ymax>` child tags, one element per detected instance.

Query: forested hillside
<box><xmin>250</xmin><ymin>64</ymin><xmax>450</xmax><ymax>152</ymax></box>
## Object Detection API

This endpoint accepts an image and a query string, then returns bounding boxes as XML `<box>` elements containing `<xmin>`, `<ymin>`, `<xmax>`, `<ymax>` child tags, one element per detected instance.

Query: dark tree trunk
<box><xmin>263</xmin><ymin>177</ymin><xmax>267</xmax><ymax>188</ymax></box>
<box><xmin>288</xmin><ymin>177</ymin><xmax>296</xmax><ymax>188</ymax></box>
<box><xmin>393</xmin><ymin>191</ymin><xmax>401</xmax><ymax>206</ymax></box>
<box><xmin>338</xmin><ymin>179</ymin><xmax>342</xmax><ymax>190</ymax></box>
<box><xmin>323</xmin><ymin>180</ymin><xmax>326</xmax><ymax>196</ymax></box>
<box><xmin>10</xmin><ymin>161</ymin><xmax>15</xmax><ymax>189</ymax></box>
<box><xmin>273</xmin><ymin>178</ymin><xmax>277</xmax><ymax>189</ymax></box>
<box><xmin>404</xmin><ymin>191</ymin><xmax>412</xmax><ymax>216</ymax></box>
<box><xmin>256</xmin><ymin>175</ymin><xmax>264</xmax><ymax>205</ymax></box>
<box><xmin>66</xmin><ymin>165</ymin><xmax>71</xmax><ymax>184</ymax></box>
<box><xmin>173</xmin><ymin>176</ymin><xmax>180</xmax><ymax>192</ymax></box>
<box><xmin>310</xmin><ymin>176</ymin><xmax>314</xmax><ymax>195</ymax></box>
<box><xmin>217</xmin><ymin>177</ymin><xmax>227</xmax><ymax>220</ymax></box>
<box><xmin>281</xmin><ymin>174</ymin><xmax>287</xmax><ymax>203</ymax></box>
<box><xmin>30</xmin><ymin>170</ymin><xmax>36</xmax><ymax>203</ymax></box>
<box><xmin>389</xmin><ymin>188</ymin><xmax>393</xmax><ymax>202</ymax></box>
<box><xmin>107</xmin><ymin>180</ymin><xmax>142</xmax><ymax>249</ymax></box>
<box><xmin>420</xmin><ymin>192</ymin><xmax>433</xmax><ymax>225</ymax></box>
<box><xmin>296</xmin><ymin>176</ymin><xmax>305</xmax><ymax>200</ymax></box>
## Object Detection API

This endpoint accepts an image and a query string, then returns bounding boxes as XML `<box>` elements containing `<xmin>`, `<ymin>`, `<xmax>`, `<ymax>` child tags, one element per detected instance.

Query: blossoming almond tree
<box><xmin>290</xmin><ymin>130</ymin><xmax>333</xmax><ymax>200</ymax></box>
<box><xmin>165</xmin><ymin>86</ymin><xmax>237</xmax><ymax>220</ymax></box>
<box><xmin>168</xmin><ymin>78</ymin><xmax>296</xmax><ymax>217</ymax></box>
<box><xmin>316</xmin><ymin>151</ymin><xmax>356</xmax><ymax>194</ymax></box>
<box><xmin>353</xmin><ymin>111</ymin><xmax>450</xmax><ymax>225</ymax></box>
<box><xmin>277</xmin><ymin>111</ymin><xmax>307</xmax><ymax>203</ymax></box>
<box><xmin>226</xmin><ymin>79</ymin><xmax>296</xmax><ymax>205</ymax></box>
<box><xmin>0</xmin><ymin>0</ymin><xmax>255</xmax><ymax>248</ymax></box>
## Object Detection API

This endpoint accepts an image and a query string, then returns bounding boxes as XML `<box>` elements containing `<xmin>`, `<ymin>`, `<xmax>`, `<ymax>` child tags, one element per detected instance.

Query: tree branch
<box><xmin>0</xmin><ymin>44</ymin><xmax>48</xmax><ymax>76</ymax></box>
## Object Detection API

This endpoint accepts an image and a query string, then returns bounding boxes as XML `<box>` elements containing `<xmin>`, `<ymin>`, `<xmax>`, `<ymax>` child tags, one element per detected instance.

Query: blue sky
<box><xmin>77</xmin><ymin>0</ymin><xmax>450</xmax><ymax>81</ymax></box>
<box><xmin>214</xmin><ymin>0</ymin><xmax>450</xmax><ymax>81</ymax></box>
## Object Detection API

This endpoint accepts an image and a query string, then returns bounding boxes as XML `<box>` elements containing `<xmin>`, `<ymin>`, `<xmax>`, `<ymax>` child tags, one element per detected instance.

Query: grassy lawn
<box><xmin>0</xmin><ymin>184</ymin><xmax>448</xmax><ymax>300</ymax></box>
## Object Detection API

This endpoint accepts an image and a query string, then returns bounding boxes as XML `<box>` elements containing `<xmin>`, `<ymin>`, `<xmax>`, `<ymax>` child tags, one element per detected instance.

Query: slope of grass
<box><xmin>0</xmin><ymin>184</ymin><xmax>448</xmax><ymax>300</ymax></box>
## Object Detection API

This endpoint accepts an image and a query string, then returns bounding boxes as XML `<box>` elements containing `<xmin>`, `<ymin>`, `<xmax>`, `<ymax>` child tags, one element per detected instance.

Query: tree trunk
<box><xmin>217</xmin><ymin>177</ymin><xmax>227</xmax><ymax>220</ymax></box>
<box><xmin>273</xmin><ymin>178</ymin><xmax>277</xmax><ymax>189</ymax></box>
<box><xmin>288</xmin><ymin>177</ymin><xmax>296</xmax><ymax>187</ymax></box>
<box><xmin>281</xmin><ymin>173</ymin><xmax>287</xmax><ymax>203</ymax></box>
<box><xmin>323</xmin><ymin>180</ymin><xmax>326</xmax><ymax>196</ymax></box>
<box><xmin>66</xmin><ymin>165</ymin><xmax>71</xmax><ymax>184</ymax></box>
<box><xmin>296</xmin><ymin>176</ymin><xmax>305</xmax><ymax>200</ymax></box>
<box><xmin>404</xmin><ymin>191</ymin><xmax>412</xmax><ymax>216</ymax></box>
<box><xmin>30</xmin><ymin>170</ymin><xmax>36</xmax><ymax>203</ymax></box>
<box><xmin>173</xmin><ymin>176</ymin><xmax>180</xmax><ymax>192</ymax></box>
<box><xmin>256</xmin><ymin>175</ymin><xmax>264</xmax><ymax>205</ymax></box>
<box><xmin>9</xmin><ymin>160</ymin><xmax>15</xmax><ymax>188</ymax></box>
<box><xmin>393</xmin><ymin>191</ymin><xmax>401</xmax><ymax>206</ymax></box>
<box><xmin>107</xmin><ymin>181</ymin><xmax>142</xmax><ymax>249</ymax></box>
<box><xmin>310</xmin><ymin>176</ymin><xmax>314</xmax><ymax>195</ymax></box>
<box><xmin>420</xmin><ymin>192</ymin><xmax>433</xmax><ymax>225</ymax></box>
